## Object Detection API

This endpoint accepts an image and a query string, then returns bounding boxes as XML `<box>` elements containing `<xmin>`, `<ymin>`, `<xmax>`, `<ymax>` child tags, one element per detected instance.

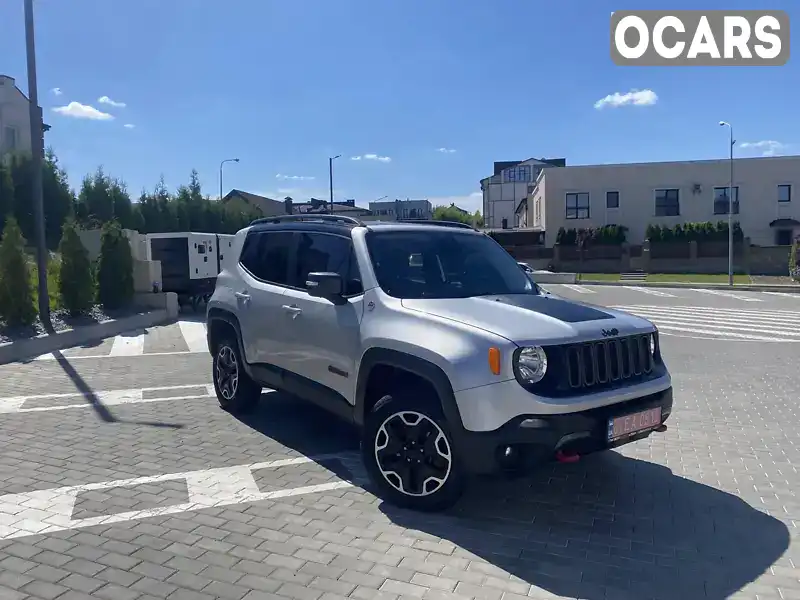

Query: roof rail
<box><xmin>397</xmin><ymin>219</ymin><xmax>475</xmax><ymax>230</ymax></box>
<box><xmin>250</xmin><ymin>214</ymin><xmax>364</xmax><ymax>227</ymax></box>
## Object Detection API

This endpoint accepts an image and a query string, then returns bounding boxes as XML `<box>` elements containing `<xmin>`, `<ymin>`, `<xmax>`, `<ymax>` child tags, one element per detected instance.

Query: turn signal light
<box><xmin>488</xmin><ymin>347</ymin><xmax>501</xmax><ymax>375</ymax></box>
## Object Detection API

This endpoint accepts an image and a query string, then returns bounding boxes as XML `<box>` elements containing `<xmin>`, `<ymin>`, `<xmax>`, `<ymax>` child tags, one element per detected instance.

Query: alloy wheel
<box><xmin>216</xmin><ymin>345</ymin><xmax>239</xmax><ymax>400</ymax></box>
<box><xmin>374</xmin><ymin>411</ymin><xmax>452</xmax><ymax>497</ymax></box>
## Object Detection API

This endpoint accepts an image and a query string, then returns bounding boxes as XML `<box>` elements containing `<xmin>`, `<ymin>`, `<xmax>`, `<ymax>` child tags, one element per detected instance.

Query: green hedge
<box><xmin>555</xmin><ymin>225</ymin><xmax>628</xmax><ymax>246</ymax></box>
<box><xmin>790</xmin><ymin>236</ymin><xmax>799</xmax><ymax>281</ymax></box>
<box><xmin>645</xmin><ymin>221</ymin><xmax>744</xmax><ymax>243</ymax></box>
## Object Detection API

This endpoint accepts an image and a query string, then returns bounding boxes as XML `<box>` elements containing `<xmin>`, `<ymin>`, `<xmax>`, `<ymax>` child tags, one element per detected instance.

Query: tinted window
<box><xmin>366</xmin><ymin>230</ymin><xmax>536</xmax><ymax>299</ymax></box>
<box><xmin>239</xmin><ymin>231</ymin><xmax>293</xmax><ymax>285</ymax></box>
<box><xmin>293</xmin><ymin>232</ymin><xmax>363</xmax><ymax>296</ymax></box>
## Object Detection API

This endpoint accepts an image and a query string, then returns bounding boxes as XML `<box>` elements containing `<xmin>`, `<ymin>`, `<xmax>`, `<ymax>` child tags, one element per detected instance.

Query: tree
<box><xmin>432</xmin><ymin>204</ymin><xmax>472</xmax><ymax>225</ymax></box>
<box><xmin>472</xmin><ymin>210</ymin><xmax>484</xmax><ymax>228</ymax></box>
<box><xmin>57</xmin><ymin>220</ymin><xmax>94</xmax><ymax>315</ymax></box>
<box><xmin>0</xmin><ymin>217</ymin><xmax>37</xmax><ymax>326</ymax></box>
<box><xmin>96</xmin><ymin>220</ymin><xmax>134</xmax><ymax>309</ymax></box>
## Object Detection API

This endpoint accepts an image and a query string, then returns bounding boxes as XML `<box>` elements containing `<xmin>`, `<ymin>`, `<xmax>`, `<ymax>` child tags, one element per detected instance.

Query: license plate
<box><xmin>607</xmin><ymin>407</ymin><xmax>662</xmax><ymax>442</ymax></box>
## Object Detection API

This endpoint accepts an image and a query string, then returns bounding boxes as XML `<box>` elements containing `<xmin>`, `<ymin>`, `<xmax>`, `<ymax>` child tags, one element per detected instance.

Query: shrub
<box><xmin>645</xmin><ymin>221</ymin><xmax>744</xmax><ymax>243</ymax></box>
<box><xmin>96</xmin><ymin>220</ymin><xmax>134</xmax><ymax>309</ymax></box>
<box><xmin>556</xmin><ymin>226</ymin><xmax>627</xmax><ymax>246</ymax></box>
<box><xmin>790</xmin><ymin>236</ymin><xmax>799</xmax><ymax>281</ymax></box>
<box><xmin>0</xmin><ymin>217</ymin><xmax>37</xmax><ymax>326</ymax></box>
<box><xmin>57</xmin><ymin>220</ymin><xmax>94</xmax><ymax>315</ymax></box>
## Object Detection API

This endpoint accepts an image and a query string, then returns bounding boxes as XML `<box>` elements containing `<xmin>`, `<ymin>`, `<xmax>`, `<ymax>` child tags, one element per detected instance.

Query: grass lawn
<box><xmin>577</xmin><ymin>273</ymin><xmax>753</xmax><ymax>284</ymax></box>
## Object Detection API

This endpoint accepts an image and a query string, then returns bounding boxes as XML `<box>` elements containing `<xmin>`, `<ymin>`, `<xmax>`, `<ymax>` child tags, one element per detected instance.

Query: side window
<box><xmin>239</xmin><ymin>231</ymin><xmax>293</xmax><ymax>285</ymax></box>
<box><xmin>293</xmin><ymin>232</ymin><xmax>363</xmax><ymax>295</ymax></box>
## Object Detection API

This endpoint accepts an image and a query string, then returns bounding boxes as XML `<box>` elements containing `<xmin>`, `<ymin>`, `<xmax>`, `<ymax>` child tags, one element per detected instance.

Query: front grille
<box><xmin>564</xmin><ymin>334</ymin><xmax>654</xmax><ymax>390</ymax></box>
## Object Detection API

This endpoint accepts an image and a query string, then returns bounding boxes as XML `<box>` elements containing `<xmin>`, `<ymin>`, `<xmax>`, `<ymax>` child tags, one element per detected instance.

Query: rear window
<box><xmin>239</xmin><ymin>231</ymin><xmax>293</xmax><ymax>285</ymax></box>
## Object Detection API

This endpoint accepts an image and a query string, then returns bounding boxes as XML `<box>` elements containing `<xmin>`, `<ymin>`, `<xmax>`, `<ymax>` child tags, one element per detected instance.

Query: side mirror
<box><xmin>306</xmin><ymin>272</ymin><xmax>343</xmax><ymax>299</ymax></box>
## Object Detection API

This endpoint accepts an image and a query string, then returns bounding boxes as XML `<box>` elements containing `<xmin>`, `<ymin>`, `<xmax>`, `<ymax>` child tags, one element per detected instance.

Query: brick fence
<box><xmin>504</xmin><ymin>239</ymin><xmax>792</xmax><ymax>276</ymax></box>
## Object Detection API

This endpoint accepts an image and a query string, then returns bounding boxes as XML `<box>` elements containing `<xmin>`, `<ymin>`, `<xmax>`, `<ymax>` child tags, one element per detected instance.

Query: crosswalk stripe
<box><xmin>109</xmin><ymin>330</ymin><xmax>145</xmax><ymax>356</ymax></box>
<box><xmin>178</xmin><ymin>321</ymin><xmax>208</xmax><ymax>353</ymax></box>
<box><xmin>626</xmin><ymin>286</ymin><xmax>676</xmax><ymax>297</ymax></box>
<box><xmin>614</xmin><ymin>304</ymin><xmax>800</xmax><ymax>342</ymax></box>
<box><xmin>561</xmin><ymin>284</ymin><xmax>595</xmax><ymax>294</ymax></box>
<box><xmin>690</xmin><ymin>289</ymin><xmax>762</xmax><ymax>302</ymax></box>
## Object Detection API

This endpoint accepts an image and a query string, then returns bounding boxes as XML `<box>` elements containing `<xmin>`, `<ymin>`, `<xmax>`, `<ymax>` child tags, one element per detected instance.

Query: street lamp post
<box><xmin>24</xmin><ymin>0</ymin><xmax>51</xmax><ymax>331</ymax></box>
<box><xmin>719</xmin><ymin>121</ymin><xmax>735</xmax><ymax>286</ymax></box>
<box><xmin>219</xmin><ymin>158</ymin><xmax>240</xmax><ymax>201</ymax></box>
<box><xmin>329</xmin><ymin>155</ymin><xmax>341</xmax><ymax>214</ymax></box>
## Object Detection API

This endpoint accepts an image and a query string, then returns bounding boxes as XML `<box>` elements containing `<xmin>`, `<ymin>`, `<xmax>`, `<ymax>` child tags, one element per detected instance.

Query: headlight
<box><xmin>515</xmin><ymin>346</ymin><xmax>548</xmax><ymax>384</ymax></box>
<box><xmin>649</xmin><ymin>329</ymin><xmax>658</xmax><ymax>357</ymax></box>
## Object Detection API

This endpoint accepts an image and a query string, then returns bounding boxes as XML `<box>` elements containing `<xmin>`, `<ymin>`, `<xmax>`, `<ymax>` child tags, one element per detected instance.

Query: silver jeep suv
<box><xmin>206</xmin><ymin>215</ymin><xmax>673</xmax><ymax>511</ymax></box>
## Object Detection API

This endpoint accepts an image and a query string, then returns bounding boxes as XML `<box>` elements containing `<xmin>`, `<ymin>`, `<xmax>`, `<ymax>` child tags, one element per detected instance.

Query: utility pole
<box><xmin>719</xmin><ymin>121</ymin><xmax>735</xmax><ymax>286</ymax></box>
<box><xmin>329</xmin><ymin>155</ymin><xmax>340</xmax><ymax>214</ymax></box>
<box><xmin>24</xmin><ymin>0</ymin><xmax>51</xmax><ymax>331</ymax></box>
<box><xmin>218</xmin><ymin>158</ymin><xmax>239</xmax><ymax>201</ymax></box>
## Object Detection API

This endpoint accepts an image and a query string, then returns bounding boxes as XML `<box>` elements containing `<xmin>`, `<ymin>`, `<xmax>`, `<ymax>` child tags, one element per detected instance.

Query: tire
<box><xmin>212</xmin><ymin>336</ymin><xmax>261</xmax><ymax>414</ymax></box>
<box><xmin>361</xmin><ymin>389</ymin><xmax>464</xmax><ymax>512</ymax></box>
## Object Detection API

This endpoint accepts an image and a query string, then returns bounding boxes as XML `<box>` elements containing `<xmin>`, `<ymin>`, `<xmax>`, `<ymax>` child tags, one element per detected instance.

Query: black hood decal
<box><xmin>483</xmin><ymin>294</ymin><xmax>615</xmax><ymax>323</ymax></box>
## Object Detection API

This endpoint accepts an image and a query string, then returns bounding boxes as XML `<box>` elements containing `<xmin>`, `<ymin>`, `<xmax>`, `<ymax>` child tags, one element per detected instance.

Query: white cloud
<box><xmin>739</xmin><ymin>140</ymin><xmax>788</xmax><ymax>157</ymax></box>
<box><xmin>51</xmin><ymin>87</ymin><xmax>62</xmax><ymax>96</ymax></box>
<box><xmin>351</xmin><ymin>154</ymin><xmax>391</xmax><ymax>163</ymax></box>
<box><xmin>98</xmin><ymin>95</ymin><xmax>127</xmax><ymax>108</ymax></box>
<box><xmin>276</xmin><ymin>174</ymin><xmax>315</xmax><ymax>181</ymax></box>
<box><xmin>594</xmin><ymin>89</ymin><xmax>658</xmax><ymax>109</ymax></box>
<box><xmin>123</xmin><ymin>123</ymin><xmax>135</xmax><ymax>129</ymax></box>
<box><xmin>52</xmin><ymin>101</ymin><xmax>114</xmax><ymax>121</ymax></box>
<box><xmin>436</xmin><ymin>147</ymin><xmax>456</xmax><ymax>153</ymax></box>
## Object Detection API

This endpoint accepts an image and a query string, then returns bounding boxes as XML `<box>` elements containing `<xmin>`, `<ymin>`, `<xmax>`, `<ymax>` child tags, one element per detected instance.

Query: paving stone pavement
<box><xmin>0</xmin><ymin>299</ymin><xmax>799</xmax><ymax>599</ymax></box>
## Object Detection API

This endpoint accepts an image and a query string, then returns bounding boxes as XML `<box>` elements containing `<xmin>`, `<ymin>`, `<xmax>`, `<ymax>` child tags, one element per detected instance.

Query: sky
<box><xmin>1</xmin><ymin>0</ymin><xmax>797</xmax><ymax>214</ymax></box>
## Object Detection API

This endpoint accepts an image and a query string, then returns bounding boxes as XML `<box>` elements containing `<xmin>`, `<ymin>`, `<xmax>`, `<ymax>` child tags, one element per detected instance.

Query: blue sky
<box><xmin>1</xmin><ymin>0</ymin><xmax>797</xmax><ymax>214</ymax></box>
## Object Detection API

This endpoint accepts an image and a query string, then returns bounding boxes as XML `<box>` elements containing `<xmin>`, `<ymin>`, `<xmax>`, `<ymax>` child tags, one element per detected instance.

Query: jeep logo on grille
<box><xmin>601</xmin><ymin>328</ymin><xmax>619</xmax><ymax>337</ymax></box>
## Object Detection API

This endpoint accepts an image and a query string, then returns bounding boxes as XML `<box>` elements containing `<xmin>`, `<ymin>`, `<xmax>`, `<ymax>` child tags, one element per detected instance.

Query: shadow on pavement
<box><xmin>233</xmin><ymin>390</ymin><xmax>360</xmax><ymax>456</ymax></box>
<box><xmin>54</xmin><ymin>352</ymin><xmax>185</xmax><ymax>429</ymax></box>
<box><xmin>380</xmin><ymin>451</ymin><xmax>790</xmax><ymax>600</ymax></box>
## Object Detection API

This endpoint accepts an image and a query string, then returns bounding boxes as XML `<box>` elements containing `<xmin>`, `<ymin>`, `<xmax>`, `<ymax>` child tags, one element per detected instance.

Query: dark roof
<box><xmin>492</xmin><ymin>157</ymin><xmax>566</xmax><ymax>176</ymax></box>
<box><xmin>769</xmin><ymin>218</ymin><xmax>800</xmax><ymax>227</ymax></box>
<box><xmin>222</xmin><ymin>189</ymin><xmax>287</xmax><ymax>216</ymax></box>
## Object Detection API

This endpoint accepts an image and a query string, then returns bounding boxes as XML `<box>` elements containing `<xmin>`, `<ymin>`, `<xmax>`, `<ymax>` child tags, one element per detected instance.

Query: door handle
<box><xmin>235</xmin><ymin>291</ymin><xmax>251</xmax><ymax>302</ymax></box>
<box><xmin>282</xmin><ymin>304</ymin><xmax>302</xmax><ymax>318</ymax></box>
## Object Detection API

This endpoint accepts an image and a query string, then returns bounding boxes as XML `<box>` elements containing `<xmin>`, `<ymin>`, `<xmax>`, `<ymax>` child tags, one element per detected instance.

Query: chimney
<box><xmin>284</xmin><ymin>197</ymin><xmax>293</xmax><ymax>214</ymax></box>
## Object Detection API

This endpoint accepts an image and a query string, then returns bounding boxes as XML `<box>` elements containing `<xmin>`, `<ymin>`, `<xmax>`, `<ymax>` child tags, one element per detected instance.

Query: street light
<box><xmin>24</xmin><ymin>0</ymin><xmax>51</xmax><ymax>331</ymax></box>
<box><xmin>219</xmin><ymin>158</ymin><xmax>240</xmax><ymax>201</ymax></box>
<box><xmin>719</xmin><ymin>121</ymin><xmax>735</xmax><ymax>286</ymax></box>
<box><xmin>329</xmin><ymin>155</ymin><xmax>341</xmax><ymax>214</ymax></box>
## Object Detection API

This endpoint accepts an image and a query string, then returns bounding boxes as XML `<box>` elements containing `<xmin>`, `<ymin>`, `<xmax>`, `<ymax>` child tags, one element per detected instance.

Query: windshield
<box><xmin>365</xmin><ymin>229</ymin><xmax>538</xmax><ymax>299</ymax></box>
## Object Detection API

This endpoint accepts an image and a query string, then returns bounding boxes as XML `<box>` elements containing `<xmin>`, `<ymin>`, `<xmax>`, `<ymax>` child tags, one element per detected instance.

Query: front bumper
<box><xmin>453</xmin><ymin>386</ymin><xmax>673</xmax><ymax>475</ymax></box>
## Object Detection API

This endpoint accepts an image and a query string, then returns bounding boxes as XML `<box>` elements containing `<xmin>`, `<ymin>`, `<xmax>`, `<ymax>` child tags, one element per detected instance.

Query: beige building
<box><xmin>0</xmin><ymin>75</ymin><xmax>34</xmax><ymax>157</ymax></box>
<box><xmin>521</xmin><ymin>156</ymin><xmax>799</xmax><ymax>247</ymax></box>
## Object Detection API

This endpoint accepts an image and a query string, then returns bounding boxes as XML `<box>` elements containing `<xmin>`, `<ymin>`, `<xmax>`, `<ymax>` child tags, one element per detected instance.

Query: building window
<box><xmin>654</xmin><ymin>188</ymin><xmax>680</xmax><ymax>216</ymax></box>
<box><xmin>2</xmin><ymin>127</ymin><xmax>17</xmax><ymax>152</ymax></box>
<box><xmin>527</xmin><ymin>184</ymin><xmax>534</xmax><ymax>195</ymax></box>
<box><xmin>606</xmin><ymin>191</ymin><xmax>619</xmax><ymax>209</ymax></box>
<box><xmin>713</xmin><ymin>186</ymin><xmax>739</xmax><ymax>214</ymax></box>
<box><xmin>565</xmin><ymin>192</ymin><xmax>590</xmax><ymax>220</ymax></box>
<box><xmin>778</xmin><ymin>184</ymin><xmax>792</xmax><ymax>203</ymax></box>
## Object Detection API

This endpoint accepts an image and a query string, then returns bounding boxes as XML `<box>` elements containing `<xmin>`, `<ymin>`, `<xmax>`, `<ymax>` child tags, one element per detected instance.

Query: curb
<box><xmin>0</xmin><ymin>309</ymin><xmax>174</xmax><ymax>365</ymax></box>
<box><xmin>574</xmin><ymin>280</ymin><xmax>800</xmax><ymax>293</ymax></box>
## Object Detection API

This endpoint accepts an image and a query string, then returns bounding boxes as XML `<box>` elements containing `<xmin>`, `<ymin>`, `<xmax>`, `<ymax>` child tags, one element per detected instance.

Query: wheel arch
<box><xmin>355</xmin><ymin>348</ymin><xmax>464</xmax><ymax>435</ymax></box>
<box><xmin>206</xmin><ymin>308</ymin><xmax>245</xmax><ymax>359</ymax></box>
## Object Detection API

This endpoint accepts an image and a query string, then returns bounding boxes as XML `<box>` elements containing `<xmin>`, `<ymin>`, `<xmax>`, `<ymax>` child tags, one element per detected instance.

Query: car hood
<box><xmin>401</xmin><ymin>294</ymin><xmax>655</xmax><ymax>346</ymax></box>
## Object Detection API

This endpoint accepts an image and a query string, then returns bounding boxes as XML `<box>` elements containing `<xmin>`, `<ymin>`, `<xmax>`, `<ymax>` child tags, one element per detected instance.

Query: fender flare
<box><xmin>206</xmin><ymin>308</ymin><xmax>247</xmax><ymax>367</ymax></box>
<box><xmin>354</xmin><ymin>348</ymin><xmax>465</xmax><ymax>437</ymax></box>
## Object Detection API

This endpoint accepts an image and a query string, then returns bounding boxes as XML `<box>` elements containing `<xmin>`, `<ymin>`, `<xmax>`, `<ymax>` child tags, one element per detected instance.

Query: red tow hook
<box><xmin>555</xmin><ymin>450</ymin><xmax>580</xmax><ymax>463</ymax></box>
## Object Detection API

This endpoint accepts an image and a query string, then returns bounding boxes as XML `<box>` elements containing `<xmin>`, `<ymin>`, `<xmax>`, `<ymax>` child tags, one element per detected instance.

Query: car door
<box><xmin>235</xmin><ymin>230</ymin><xmax>295</xmax><ymax>369</ymax></box>
<box><xmin>280</xmin><ymin>231</ymin><xmax>365</xmax><ymax>404</ymax></box>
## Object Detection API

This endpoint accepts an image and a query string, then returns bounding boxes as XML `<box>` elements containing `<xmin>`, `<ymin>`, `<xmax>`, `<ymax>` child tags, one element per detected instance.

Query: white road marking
<box><xmin>561</xmin><ymin>284</ymin><xmax>595</xmax><ymax>294</ymax></box>
<box><xmin>178</xmin><ymin>320</ymin><xmax>209</xmax><ymax>353</ymax></box>
<box><xmin>0</xmin><ymin>383</ymin><xmax>216</xmax><ymax>414</ymax></box>
<box><xmin>626</xmin><ymin>286</ymin><xmax>676</xmax><ymax>297</ymax></box>
<box><xmin>690</xmin><ymin>288</ymin><xmax>762</xmax><ymax>302</ymax></box>
<box><xmin>614</xmin><ymin>305</ymin><xmax>800</xmax><ymax>342</ymax></box>
<box><xmin>761</xmin><ymin>291</ymin><xmax>800</xmax><ymax>299</ymax></box>
<box><xmin>0</xmin><ymin>453</ymin><xmax>363</xmax><ymax>540</ymax></box>
<box><xmin>109</xmin><ymin>330</ymin><xmax>145</xmax><ymax>356</ymax></box>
